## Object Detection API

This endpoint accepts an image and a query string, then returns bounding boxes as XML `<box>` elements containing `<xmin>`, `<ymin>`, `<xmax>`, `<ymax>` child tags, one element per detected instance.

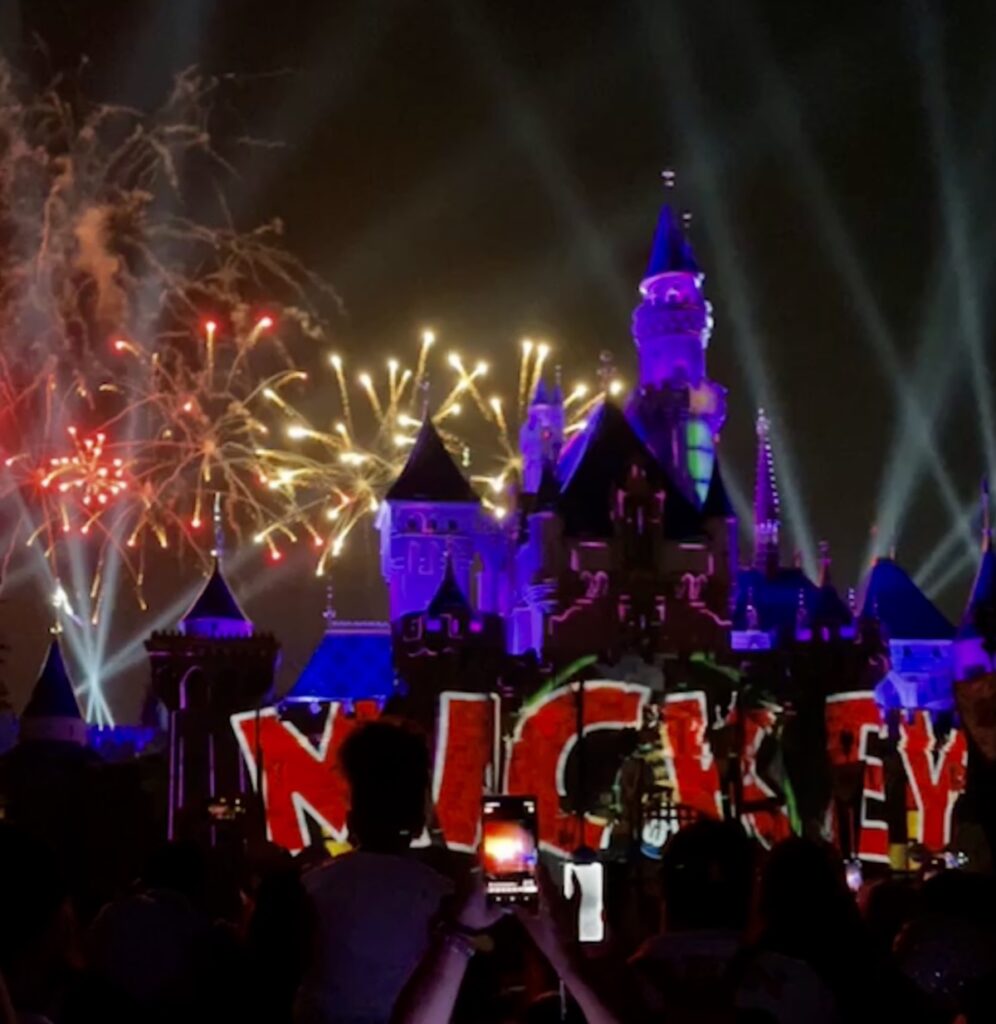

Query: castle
<box><xmin>5</xmin><ymin>198</ymin><xmax>995</xmax><ymax>853</ymax></box>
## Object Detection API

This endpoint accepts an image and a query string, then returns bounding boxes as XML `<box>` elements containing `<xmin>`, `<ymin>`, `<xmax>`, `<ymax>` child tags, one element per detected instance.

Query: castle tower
<box><xmin>145</xmin><ymin>559</ymin><xmax>280</xmax><ymax>845</ymax></box>
<box><xmin>754</xmin><ymin>409</ymin><xmax>781</xmax><ymax>573</ymax></box>
<box><xmin>19</xmin><ymin>638</ymin><xmax>87</xmax><ymax>746</ymax></box>
<box><xmin>519</xmin><ymin>377</ymin><xmax>565</xmax><ymax>493</ymax></box>
<box><xmin>379</xmin><ymin>418</ymin><xmax>495</xmax><ymax>620</ymax></box>
<box><xmin>394</xmin><ymin>552</ymin><xmax>505</xmax><ymax>727</ymax></box>
<box><xmin>628</xmin><ymin>205</ymin><xmax>727</xmax><ymax>504</ymax></box>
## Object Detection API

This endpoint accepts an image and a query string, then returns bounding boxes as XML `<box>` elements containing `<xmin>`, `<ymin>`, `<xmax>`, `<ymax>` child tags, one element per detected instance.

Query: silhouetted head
<box><xmin>339</xmin><ymin>719</ymin><xmax>430</xmax><ymax>853</ymax></box>
<box><xmin>140</xmin><ymin>841</ymin><xmax>207</xmax><ymax>911</ymax></box>
<box><xmin>0</xmin><ymin>823</ymin><xmax>75</xmax><ymax>1010</ymax></box>
<box><xmin>757</xmin><ymin>838</ymin><xmax>860</xmax><ymax>959</ymax></box>
<box><xmin>659</xmin><ymin>819</ymin><xmax>755</xmax><ymax>932</ymax></box>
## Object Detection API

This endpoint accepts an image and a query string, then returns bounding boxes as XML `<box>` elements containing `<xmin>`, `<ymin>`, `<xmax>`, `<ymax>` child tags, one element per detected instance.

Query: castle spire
<box><xmin>819</xmin><ymin>540</ymin><xmax>832</xmax><ymax>587</ymax></box>
<box><xmin>20</xmin><ymin>637</ymin><xmax>87</xmax><ymax>745</ymax></box>
<box><xmin>211</xmin><ymin>492</ymin><xmax>224</xmax><ymax>561</ymax></box>
<box><xmin>641</xmin><ymin>204</ymin><xmax>700</xmax><ymax>293</ymax></box>
<box><xmin>754</xmin><ymin>408</ymin><xmax>781</xmax><ymax>572</ymax></box>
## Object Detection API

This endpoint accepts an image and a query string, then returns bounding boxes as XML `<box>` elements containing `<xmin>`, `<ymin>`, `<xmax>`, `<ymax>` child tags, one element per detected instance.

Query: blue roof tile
<box><xmin>285</xmin><ymin>621</ymin><xmax>396</xmax><ymax>703</ymax></box>
<box><xmin>860</xmin><ymin>558</ymin><xmax>955</xmax><ymax>641</ymax></box>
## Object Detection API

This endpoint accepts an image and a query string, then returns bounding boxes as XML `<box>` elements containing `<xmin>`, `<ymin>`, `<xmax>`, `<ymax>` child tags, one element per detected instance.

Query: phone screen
<box><xmin>563</xmin><ymin>861</ymin><xmax>605</xmax><ymax>943</ymax></box>
<box><xmin>481</xmin><ymin>796</ymin><xmax>539</xmax><ymax>906</ymax></box>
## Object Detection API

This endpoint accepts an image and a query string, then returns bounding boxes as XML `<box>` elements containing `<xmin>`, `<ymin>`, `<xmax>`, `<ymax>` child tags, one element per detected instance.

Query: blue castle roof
<box><xmin>427</xmin><ymin>555</ymin><xmax>471</xmax><ymax>616</ymax></box>
<box><xmin>183</xmin><ymin>560</ymin><xmax>249</xmax><ymax>626</ymax></box>
<box><xmin>386</xmin><ymin>418</ymin><xmax>478</xmax><ymax>504</ymax></box>
<box><xmin>285</xmin><ymin>621</ymin><xmax>396</xmax><ymax>704</ymax></box>
<box><xmin>860</xmin><ymin>558</ymin><xmax>955</xmax><ymax>642</ymax></box>
<box><xmin>558</xmin><ymin>401</ymin><xmax>701</xmax><ymax>539</ymax></box>
<box><xmin>733</xmin><ymin>565</ymin><xmax>852</xmax><ymax>635</ymax></box>
<box><xmin>644</xmin><ymin>204</ymin><xmax>700</xmax><ymax>280</ymax></box>
<box><xmin>23</xmin><ymin>639</ymin><xmax>83</xmax><ymax>721</ymax></box>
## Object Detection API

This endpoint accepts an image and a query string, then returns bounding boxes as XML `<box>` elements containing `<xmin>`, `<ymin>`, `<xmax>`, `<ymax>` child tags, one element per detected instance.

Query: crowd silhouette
<box><xmin>1</xmin><ymin>718</ymin><xmax>994</xmax><ymax>1023</ymax></box>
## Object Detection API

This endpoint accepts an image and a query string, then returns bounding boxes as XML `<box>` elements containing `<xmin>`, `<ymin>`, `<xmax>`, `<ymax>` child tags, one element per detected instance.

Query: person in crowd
<box><xmin>0</xmin><ymin>823</ymin><xmax>81</xmax><ymax>1024</ymax></box>
<box><xmin>392</xmin><ymin>867</ymin><xmax>623</xmax><ymax>1024</ymax></box>
<box><xmin>244</xmin><ymin>845</ymin><xmax>313</xmax><ymax>1024</ymax></box>
<box><xmin>738</xmin><ymin>837</ymin><xmax>935</xmax><ymax>1024</ymax></box>
<box><xmin>894</xmin><ymin>871</ymin><xmax>996</xmax><ymax>1022</ymax></box>
<box><xmin>295</xmin><ymin>719</ymin><xmax>453</xmax><ymax>1024</ymax></box>
<box><xmin>86</xmin><ymin>840</ymin><xmax>211</xmax><ymax>1018</ymax></box>
<box><xmin>630</xmin><ymin>818</ymin><xmax>755</xmax><ymax>1021</ymax></box>
<box><xmin>859</xmin><ymin>876</ymin><xmax>921</xmax><ymax>958</ymax></box>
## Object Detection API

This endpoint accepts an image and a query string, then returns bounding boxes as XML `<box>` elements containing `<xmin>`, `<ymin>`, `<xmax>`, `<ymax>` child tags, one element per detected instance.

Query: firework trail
<box><xmin>0</xmin><ymin>61</ymin><xmax>614</xmax><ymax>721</ymax></box>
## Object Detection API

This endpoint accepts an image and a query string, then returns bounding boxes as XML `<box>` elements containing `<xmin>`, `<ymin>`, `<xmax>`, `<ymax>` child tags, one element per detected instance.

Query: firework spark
<box><xmin>0</xmin><ymin>60</ymin><xmax>614</xmax><ymax>721</ymax></box>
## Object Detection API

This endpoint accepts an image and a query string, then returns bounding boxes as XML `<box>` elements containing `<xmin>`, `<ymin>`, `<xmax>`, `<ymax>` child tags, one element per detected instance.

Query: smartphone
<box><xmin>481</xmin><ymin>796</ymin><xmax>539</xmax><ymax>906</ymax></box>
<box><xmin>563</xmin><ymin>861</ymin><xmax>605</xmax><ymax>943</ymax></box>
<box><xmin>845</xmin><ymin>858</ymin><xmax>863</xmax><ymax>893</ymax></box>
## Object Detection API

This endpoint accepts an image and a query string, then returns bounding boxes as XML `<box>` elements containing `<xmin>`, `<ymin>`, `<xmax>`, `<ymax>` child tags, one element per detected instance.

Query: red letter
<box><xmin>232</xmin><ymin>705</ymin><xmax>374</xmax><ymax>852</ymax></box>
<box><xmin>899</xmin><ymin>713</ymin><xmax>967</xmax><ymax>852</ymax></box>
<box><xmin>825</xmin><ymin>693</ymin><xmax>889</xmax><ymax>863</ymax></box>
<box><xmin>739</xmin><ymin>706</ymin><xmax>793</xmax><ymax>848</ymax></box>
<box><xmin>431</xmin><ymin>693</ymin><xmax>499</xmax><ymax>852</ymax></box>
<box><xmin>505</xmin><ymin>683</ymin><xmax>648</xmax><ymax>858</ymax></box>
<box><xmin>662</xmin><ymin>692</ymin><xmax>722</xmax><ymax>819</ymax></box>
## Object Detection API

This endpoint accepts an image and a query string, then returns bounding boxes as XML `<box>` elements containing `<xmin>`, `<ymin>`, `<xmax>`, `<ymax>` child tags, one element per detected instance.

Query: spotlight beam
<box><xmin>914</xmin><ymin>0</ymin><xmax>996</xmax><ymax>481</ymax></box>
<box><xmin>448</xmin><ymin>0</ymin><xmax>631</xmax><ymax>322</ymax></box>
<box><xmin>730</xmin><ymin>6</ymin><xmax>977</xmax><ymax>571</ymax></box>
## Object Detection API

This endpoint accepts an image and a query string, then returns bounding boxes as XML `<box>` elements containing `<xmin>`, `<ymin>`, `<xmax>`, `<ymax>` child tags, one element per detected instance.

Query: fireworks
<box><xmin>263</xmin><ymin>330</ymin><xmax>607</xmax><ymax>577</ymax></box>
<box><xmin>0</xmin><ymin>60</ymin><xmax>618</xmax><ymax>721</ymax></box>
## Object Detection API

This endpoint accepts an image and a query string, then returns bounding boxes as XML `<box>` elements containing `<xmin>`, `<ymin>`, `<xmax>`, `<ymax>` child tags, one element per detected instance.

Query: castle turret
<box><xmin>629</xmin><ymin>204</ymin><xmax>727</xmax><ymax>504</ymax></box>
<box><xmin>180</xmin><ymin>560</ymin><xmax>253</xmax><ymax>639</ymax></box>
<box><xmin>520</xmin><ymin>376</ymin><xmax>565</xmax><ymax>493</ymax></box>
<box><xmin>20</xmin><ymin>638</ymin><xmax>86</xmax><ymax>746</ymax></box>
<box><xmin>634</xmin><ymin>205</ymin><xmax>708</xmax><ymax>387</ymax></box>
<box><xmin>146</xmin><ymin>558</ymin><xmax>279</xmax><ymax>845</ymax></box>
<box><xmin>379</xmin><ymin>418</ymin><xmax>496</xmax><ymax>620</ymax></box>
<box><xmin>754</xmin><ymin>409</ymin><xmax>781</xmax><ymax>573</ymax></box>
<box><xmin>394</xmin><ymin>551</ymin><xmax>505</xmax><ymax>727</ymax></box>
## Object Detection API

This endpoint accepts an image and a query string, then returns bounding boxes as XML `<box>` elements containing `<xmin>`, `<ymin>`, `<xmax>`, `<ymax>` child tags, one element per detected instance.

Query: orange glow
<box><xmin>481</xmin><ymin>820</ymin><xmax>536</xmax><ymax>875</ymax></box>
<box><xmin>483</xmin><ymin>835</ymin><xmax>523</xmax><ymax>864</ymax></box>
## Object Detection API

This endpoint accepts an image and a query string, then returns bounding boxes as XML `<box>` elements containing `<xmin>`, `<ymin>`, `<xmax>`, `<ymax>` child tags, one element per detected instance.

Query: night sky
<box><xmin>2</xmin><ymin>0</ymin><xmax>995</xmax><ymax>715</ymax></box>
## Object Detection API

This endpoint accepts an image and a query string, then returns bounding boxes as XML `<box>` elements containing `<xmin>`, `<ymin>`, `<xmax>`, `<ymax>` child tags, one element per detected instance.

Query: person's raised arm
<box><xmin>514</xmin><ymin>868</ymin><xmax>627</xmax><ymax>1024</ymax></box>
<box><xmin>391</xmin><ymin>873</ymin><xmax>503</xmax><ymax>1024</ymax></box>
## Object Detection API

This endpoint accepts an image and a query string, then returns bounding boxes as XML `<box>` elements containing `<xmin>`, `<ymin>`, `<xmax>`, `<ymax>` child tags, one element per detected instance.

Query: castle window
<box><xmin>429</xmin><ymin>518</ymin><xmax>438</xmax><ymax>532</ymax></box>
<box><xmin>448</xmin><ymin>519</ymin><xmax>458</xmax><ymax>532</ymax></box>
<box><xmin>406</xmin><ymin>516</ymin><xmax>419</xmax><ymax>532</ymax></box>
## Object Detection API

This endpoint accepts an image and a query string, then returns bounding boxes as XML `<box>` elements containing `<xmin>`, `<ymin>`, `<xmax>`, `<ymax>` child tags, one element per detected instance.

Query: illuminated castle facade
<box><xmin>371</xmin><ymin>204</ymin><xmax>738</xmax><ymax>693</ymax></box>
<box><xmin>340</xmin><ymin>200</ymin><xmax>987</xmax><ymax>717</ymax></box>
